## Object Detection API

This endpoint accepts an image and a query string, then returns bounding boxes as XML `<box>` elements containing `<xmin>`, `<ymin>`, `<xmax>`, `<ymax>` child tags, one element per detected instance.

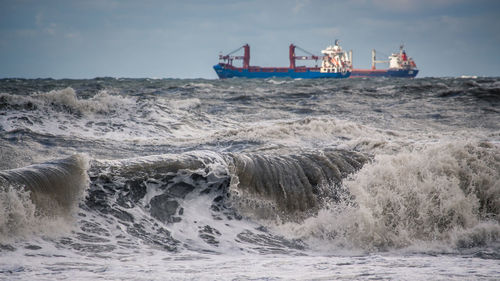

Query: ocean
<box><xmin>0</xmin><ymin>77</ymin><xmax>499</xmax><ymax>280</ymax></box>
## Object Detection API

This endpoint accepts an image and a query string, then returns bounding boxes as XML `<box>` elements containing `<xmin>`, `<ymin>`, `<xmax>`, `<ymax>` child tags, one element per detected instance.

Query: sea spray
<box><xmin>274</xmin><ymin>142</ymin><xmax>500</xmax><ymax>251</ymax></box>
<box><xmin>0</xmin><ymin>180</ymin><xmax>36</xmax><ymax>238</ymax></box>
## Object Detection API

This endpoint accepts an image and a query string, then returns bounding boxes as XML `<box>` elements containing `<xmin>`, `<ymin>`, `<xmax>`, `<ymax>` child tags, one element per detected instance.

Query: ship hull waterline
<box><xmin>213</xmin><ymin>64</ymin><xmax>351</xmax><ymax>79</ymax></box>
<box><xmin>350</xmin><ymin>68</ymin><xmax>419</xmax><ymax>78</ymax></box>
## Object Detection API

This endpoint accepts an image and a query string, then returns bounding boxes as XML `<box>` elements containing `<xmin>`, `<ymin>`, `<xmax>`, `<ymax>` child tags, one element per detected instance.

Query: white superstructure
<box><xmin>388</xmin><ymin>45</ymin><xmax>417</xmax><ymax>70</ymax></box>
<box><xmin>320</xmin><ymin>40</ymin><xmax>352</xmax><ymax>73</ymax></box>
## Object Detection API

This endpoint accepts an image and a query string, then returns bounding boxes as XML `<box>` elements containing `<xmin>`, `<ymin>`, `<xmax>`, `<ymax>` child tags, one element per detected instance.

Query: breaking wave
<box><xmin>2</xmin><ymin>141</ymin><xmax>498</xmax><ymax>253</ymax></box>
<box><xmin>228</xmin><ymin>149</ymin><xmax>368</xmax><ymax>220</ymax></box>
<box><xmin>0</xmin><ymin>154</ymin><xmax>89</xmax><ymax>240</ymax></box>
<box><xmin>276</xmin><ymin>142</ymin><xmax>500</xmax><ymax>251</ymax></box>
<box><xmin>0</xmin><ymin>87</ymin><xmax>133</xmax><ymax>115</ymax></box>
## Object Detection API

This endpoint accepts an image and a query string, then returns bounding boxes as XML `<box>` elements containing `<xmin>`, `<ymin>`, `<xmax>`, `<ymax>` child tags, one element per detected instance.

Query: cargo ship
<box><xmin>213</xmin><ymin>40</ymin><xmax>351</xmax><ymax>79</ymax></box>
<box><xmin>351</xmin><ymin>45</ymin><xmax>418</xmax><ymax>78</ymax></box>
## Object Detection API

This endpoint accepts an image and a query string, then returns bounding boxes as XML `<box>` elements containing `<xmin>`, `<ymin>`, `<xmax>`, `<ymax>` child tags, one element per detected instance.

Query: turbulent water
<box><xmin>0</xmin><ymin>77</ymin><xmax>499</xmax><ymax>280</ymax></box>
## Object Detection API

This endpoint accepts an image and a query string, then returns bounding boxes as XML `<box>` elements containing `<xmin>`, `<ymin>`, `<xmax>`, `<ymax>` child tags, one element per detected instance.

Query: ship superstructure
<box><xmin>320</xmin><ymin>40</ymin><xmax>352</xmax><ymax>74</ymax></box>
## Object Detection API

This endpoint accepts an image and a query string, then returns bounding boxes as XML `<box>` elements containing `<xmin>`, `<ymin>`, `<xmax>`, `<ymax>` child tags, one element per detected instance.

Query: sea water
<box><xmin>0</xmin><ymin>77</ymin><xmax>499</xmax><ymax>280</ymax></box>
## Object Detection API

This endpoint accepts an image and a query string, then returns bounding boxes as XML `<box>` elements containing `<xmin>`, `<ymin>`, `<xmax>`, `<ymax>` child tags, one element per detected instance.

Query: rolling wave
<box><xmin>2</xmin><ymin>141</ymin><xmax>498</xmax><ymax>252</ymax></box>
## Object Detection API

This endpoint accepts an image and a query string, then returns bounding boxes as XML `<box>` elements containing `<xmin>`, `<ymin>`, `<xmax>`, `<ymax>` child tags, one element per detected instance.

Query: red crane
<box><xmin>219</xmin><ymin>44</ymin><xmax>322</xmax><ymax>70</ymax></box>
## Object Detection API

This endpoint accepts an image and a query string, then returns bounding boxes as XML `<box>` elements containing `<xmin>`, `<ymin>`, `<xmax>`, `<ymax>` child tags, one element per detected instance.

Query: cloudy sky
<box><xmin>1</xmin><ymin>0</ymin><xmax>499</xmax><ymax>78</ymax></box>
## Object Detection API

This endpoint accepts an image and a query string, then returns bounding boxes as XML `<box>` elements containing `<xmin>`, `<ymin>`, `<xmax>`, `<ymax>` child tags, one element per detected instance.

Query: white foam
<box><xmin>267</xmin><ymin>79</ymin><xmax>289</xmax><ymax>85</ymax></box>
<box><xmin>272</xmin><ymin>141</ymin><xmax>500</xmax><ymax>251</ymax></box>
<box><xmin>168</xmin><ymin>98</ymin><xmax>201</xmax><ymax>110</ymax></box>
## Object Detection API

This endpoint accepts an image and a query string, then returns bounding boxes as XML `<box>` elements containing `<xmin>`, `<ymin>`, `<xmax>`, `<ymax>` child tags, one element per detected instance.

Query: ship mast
<box><xmin>371</xmin><ymin>49</ymin><xmax>389</xmax><ymax>70</ymax></box>
<box><xmin>289</xmin><ymin>44</ymin><xmax>321</xmax><ymax>69</ymax></box>
<box><xmin>218</xmin><ymin>44</ymin><xmax>250</xmax><ymax>68</ymax></box>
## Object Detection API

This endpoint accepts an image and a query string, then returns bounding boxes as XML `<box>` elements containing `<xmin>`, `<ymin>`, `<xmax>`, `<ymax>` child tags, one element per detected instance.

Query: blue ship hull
<box><xmin>213</xmin><ymin>64</ymin><xmax>351</xmax><ymax>79</ymax></box>
<box><xmin>351</xmin><ymin>68</ymin><xmax>418</xmax><ymax>78</ymax></box>
<box><xmin>386</xmin><ymin>69</ymin><xmax>418</xmax><ymax>78</ymax></box>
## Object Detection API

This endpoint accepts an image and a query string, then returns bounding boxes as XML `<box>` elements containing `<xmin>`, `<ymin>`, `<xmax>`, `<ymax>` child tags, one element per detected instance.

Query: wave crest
<box><xmin>0</xmin><ymin>87</ymin><xmax>134</xmax><ymax>116</ymax></box>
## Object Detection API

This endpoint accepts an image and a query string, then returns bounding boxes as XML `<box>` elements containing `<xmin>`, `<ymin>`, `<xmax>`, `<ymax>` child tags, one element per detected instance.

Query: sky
<box><xmin>1</xmin><ymin>0</ymin><xmax>499</xmax><ymax>79</ymax></box>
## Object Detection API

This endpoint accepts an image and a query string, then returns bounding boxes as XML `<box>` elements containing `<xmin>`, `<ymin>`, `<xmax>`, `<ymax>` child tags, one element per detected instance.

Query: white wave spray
<box><xmin>275</xmin><ymin>142</ymin><xmax>500</xmax><ymax>251</ymax></box>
